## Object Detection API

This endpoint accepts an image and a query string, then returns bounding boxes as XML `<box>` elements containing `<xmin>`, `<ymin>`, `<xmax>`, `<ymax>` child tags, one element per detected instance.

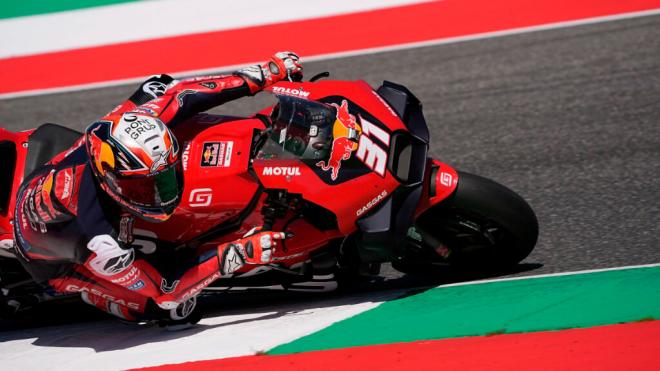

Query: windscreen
<box><xmin>256</xmin><ymin>95</ymin><xmax>336</xmax><ymax>160</ymax></box>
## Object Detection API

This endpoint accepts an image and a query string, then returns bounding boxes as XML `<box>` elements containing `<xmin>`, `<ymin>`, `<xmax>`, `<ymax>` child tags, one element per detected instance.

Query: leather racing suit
<box><xmin>13</xmin><ymin>56</ymin><xmax>297</xmax><ymax>323</ymax></box>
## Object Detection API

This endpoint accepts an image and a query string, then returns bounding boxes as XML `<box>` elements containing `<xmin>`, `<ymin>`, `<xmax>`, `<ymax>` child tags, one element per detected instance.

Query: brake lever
<box><xmin>309</xmin><ymin>72</ymin><xmax>330</xmax><ymax>82</ymax></box>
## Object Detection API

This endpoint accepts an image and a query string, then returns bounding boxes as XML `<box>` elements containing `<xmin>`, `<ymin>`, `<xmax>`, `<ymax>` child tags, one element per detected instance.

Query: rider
<box><xmin>13</xmin><ymin>52</ymin><xmax>302</xmax><ymax>327</ymax></box>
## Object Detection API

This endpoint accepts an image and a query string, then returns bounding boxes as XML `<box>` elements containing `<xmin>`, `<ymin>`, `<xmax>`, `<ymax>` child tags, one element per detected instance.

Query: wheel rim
<box><xmin>419</xmin><ymin>211</ymin><xmax>512</xmax><ymax>265</ymax></box>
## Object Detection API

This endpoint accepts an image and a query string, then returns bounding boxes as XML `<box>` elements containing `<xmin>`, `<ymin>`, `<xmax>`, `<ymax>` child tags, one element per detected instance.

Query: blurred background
<box><xmin>1</xmin><ymin>0</ymin><xmax>659</xmax><ymax>286</ymax></box>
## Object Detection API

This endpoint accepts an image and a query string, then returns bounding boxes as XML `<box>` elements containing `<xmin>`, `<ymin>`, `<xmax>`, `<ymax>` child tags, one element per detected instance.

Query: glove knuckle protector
<box><xmin>219</xmin><ymin>243</ymin><xmax>246</xmax><ymax>275</ymax></box>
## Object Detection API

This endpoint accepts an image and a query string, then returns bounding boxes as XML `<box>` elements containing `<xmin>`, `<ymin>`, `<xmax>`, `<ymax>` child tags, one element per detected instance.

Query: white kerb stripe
<box><xmin>433</xmin><ymin>262</ymin><xmax>660</xmax><ymax>289</ymax></box>
<box><xmin>0</xmin><ymin>0</ymin><xmax>432</xmax><ymax>59</ymax></box>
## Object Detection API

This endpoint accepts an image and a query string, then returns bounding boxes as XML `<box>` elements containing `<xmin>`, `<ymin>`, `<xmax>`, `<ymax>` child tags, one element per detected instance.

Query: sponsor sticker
<box><xmin>127</xmin><ymin>280</ymin><xmax>145</xmax><ymax>291</ymax></box>
<box><xmin>117</xmin><ymin>113</ymin><xmax>158</xmax><ymax>141</ymax></box>
<box><xmin>316</xmin><ymin>100</ymin><xmax>362</xmax><ymax>181</ymax></box>
<box><xmin>199</xmin><ymin>81</ymin><xmax>217</xmax><ymax>89</ymax></box>
<box><xmin>143</xmin><ymin>81</ymin><xmax>167</xmax><ymax>99</ymax></box>
<box><xmin>262</xmin><ymin>166</ymin><xmax>301</xmax><ymax>176</ymax></box>
<box><xmin>149</xmin><ymin>149</ymin><xmax>171</xmax><ymax>173</ymax></box>
<box><xmin>200</xmin><ymin>141</ymin><xmax>233</xmax><ymax>167</ymax></box>
<box><xmin>180</xmin><ymin>271</ymin><xmax>222</xmax><ymax>302</ymax></box>
<box><xmin>176</xmin><ymin>89</ymin><xmax>197</xmax><ymax>105</ymax></box>
<box><xmin>110</xmin><ymin>266</ymin><xmax>139</xmax><ymax>285</ymax></box>
<box><xmin>161</xmin><ymin>279</ymin><xmax>180</xmax><ymax>294</ymax></box>
<box><xmin>58</xmin><ymin>168</ymin><xmax>73</xmax><ymax>201</ymax></box>
<box><xmin>182</xmin><ymin>142</ymin><xmax>191</xmax><ymax>171</ymax></box>
<box><xmin>440</xmin><ymin>172</ymin><xmax>453</xmax><ymax>187</ymax></box>
<box><xmin>356</xmin><ymin>190</ymin><xmax>388</xmax><ymax>216</ymax></box>
<box><xmin>272</xmin><ymin>86</ymin><xmax>310</xmax><ymax>99</ymax></box>
<box><xmin>189</xmin><ymin>188</ymin><xmax>213</xmax><ymax>207</ymax></box>
<box><xmin>100</xmin><ymin>249</ymin><xmax>135</xmax><ymax>276</ymax></box>
<box><xmin>65</xmin><ymin>284</ymin><xmax>141</xmax><ymax>310</ymax></box>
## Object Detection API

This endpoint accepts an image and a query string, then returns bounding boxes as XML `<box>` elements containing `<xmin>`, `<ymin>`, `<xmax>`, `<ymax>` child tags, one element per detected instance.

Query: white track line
<box><xmin>0</xmin><ymin>298</ymin><xmax>390</xmax><ymax>370</ymax></box>
<box><xmin>1</xmin><ymin>7</ymin><xmax>659</xmax><ymax>101</ymax></box>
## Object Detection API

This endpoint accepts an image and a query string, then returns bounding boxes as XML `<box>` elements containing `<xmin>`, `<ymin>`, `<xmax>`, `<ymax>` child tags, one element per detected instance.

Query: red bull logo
<box><xmin>316</xmin><ymin>100</ymin><xmax>362</xmax><ymax>180</ymax></box>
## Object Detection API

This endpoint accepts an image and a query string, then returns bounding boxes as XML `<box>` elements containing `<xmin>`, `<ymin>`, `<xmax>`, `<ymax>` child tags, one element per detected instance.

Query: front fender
<box><xmin>415</xmin><ymin>158</ymin><xmax>459</xmax><ymax>218</ymax></box>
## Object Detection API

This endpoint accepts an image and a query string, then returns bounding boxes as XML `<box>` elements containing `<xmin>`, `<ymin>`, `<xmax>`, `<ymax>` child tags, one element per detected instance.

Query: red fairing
<box><xmin>256</xmin><ymin>80</ymin><xmax>407</xmax><ymax>233</ymax></box>
<box><xmin>134</xmin><ymin>116</ymin><xmax>265</xmax><ymax>242</ymax></box>
<box><xmin>264</xmin><ymin>80</ymin><xmax>409</xmax><ymax>133</ymax></box>
<box><xmin>252</xmin><ymin>158</ymin><xmax>398</xmax><ymax>234</ymax></box>
<box><xmin>415</xmin><ymin>159</ymin><xmax>459</xmax><ymax>218</ymax></box>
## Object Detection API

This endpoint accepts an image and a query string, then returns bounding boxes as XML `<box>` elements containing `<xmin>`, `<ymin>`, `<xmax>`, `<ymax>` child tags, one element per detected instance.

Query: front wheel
<box><xmin>396</xmin><ymin>171</ymin><xmax>538</xmax><ymax>272</ymax></box>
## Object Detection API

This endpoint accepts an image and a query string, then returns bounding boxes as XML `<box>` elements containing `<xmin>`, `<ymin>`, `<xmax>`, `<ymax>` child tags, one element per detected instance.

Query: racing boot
<box><xmin>157</xmin><ymin>296</ymin><xmax>203</xmax><ymax>331</ymax></box>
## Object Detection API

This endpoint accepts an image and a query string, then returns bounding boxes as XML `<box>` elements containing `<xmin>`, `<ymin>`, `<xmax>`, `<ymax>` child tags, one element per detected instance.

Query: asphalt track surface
<box><xmin>1</xmin><ymin>15</ymin><xmax>659</xmax><ymax>326</ymax></box>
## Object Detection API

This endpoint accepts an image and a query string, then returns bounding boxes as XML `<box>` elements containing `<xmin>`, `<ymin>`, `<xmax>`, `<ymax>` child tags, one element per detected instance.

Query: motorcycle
<box><xmin>0</xmin><ymin>74</ymin><xmax>538</xmax><ymax>316</ymax></box>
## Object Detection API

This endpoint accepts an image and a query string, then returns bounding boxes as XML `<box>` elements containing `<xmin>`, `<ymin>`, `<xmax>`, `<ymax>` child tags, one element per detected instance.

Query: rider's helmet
<box><xmin>85</xmin><ymin>112</ymin><xmax>183</xmax><ymax>222</ymax></box>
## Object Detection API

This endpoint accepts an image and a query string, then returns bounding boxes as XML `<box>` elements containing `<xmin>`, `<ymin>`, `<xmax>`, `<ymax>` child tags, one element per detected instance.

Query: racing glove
<box><xmin>217</xmin><ymin>229</ymin><xmax>288</xmax><ymax>275</ymax></box>
<box><xmin>85</xmin><ymin>234</ymin><xmax>135</xmax><ymax>276</ymax></box>
<box><xmin>235</xmin><ymin>52</ymin><xmax>303</xmax><ymax>93</ymax></box>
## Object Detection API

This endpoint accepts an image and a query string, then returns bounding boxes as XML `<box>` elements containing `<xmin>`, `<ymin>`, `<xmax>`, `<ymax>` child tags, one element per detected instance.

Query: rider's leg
<box><xmin>48</xmin><ymin>265</ymin><xmax>149</xmax><ymax>321</ymax></box>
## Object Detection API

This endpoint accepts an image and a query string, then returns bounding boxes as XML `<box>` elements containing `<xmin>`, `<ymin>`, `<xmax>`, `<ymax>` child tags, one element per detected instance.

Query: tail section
<box><xmin>0</xmin><ymin>127</ymin><xmax>31</xmax><ymax>239</ymax></box>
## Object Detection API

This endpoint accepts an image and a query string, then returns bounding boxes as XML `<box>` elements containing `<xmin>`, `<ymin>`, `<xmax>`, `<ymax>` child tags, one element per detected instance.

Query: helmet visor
<box><xmin>107</xmin><ymin>161</ymin><xmax>183</xmax><ymax>213</ymax></box>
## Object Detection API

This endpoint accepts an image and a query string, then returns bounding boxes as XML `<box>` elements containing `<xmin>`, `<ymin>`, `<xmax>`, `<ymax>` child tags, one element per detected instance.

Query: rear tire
<box><xmin>395</xmin><ymin>171</ymin><xmax>538</xmax><ymax>273</ymax></box>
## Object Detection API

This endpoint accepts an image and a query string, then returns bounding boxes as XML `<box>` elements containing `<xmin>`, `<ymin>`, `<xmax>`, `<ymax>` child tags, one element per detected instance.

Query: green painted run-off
<box><xmin>270</xmin><ymin>266</ymin><xmax>660</xmax><ymax>354</ymax></box>
<box><xmin>0</xmin><ymin>0</ymin><xmax>139</xmax><ymax>20</ymax></box>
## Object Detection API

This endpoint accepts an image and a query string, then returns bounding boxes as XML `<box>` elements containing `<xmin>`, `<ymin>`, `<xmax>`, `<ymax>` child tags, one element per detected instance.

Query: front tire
<box><xmin>396</xmin><ymin>171</ymin><xmax>538</xmax><ymax>272</ymax></box>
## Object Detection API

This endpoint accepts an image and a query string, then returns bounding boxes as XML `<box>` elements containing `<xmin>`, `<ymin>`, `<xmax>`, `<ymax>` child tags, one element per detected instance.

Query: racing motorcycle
<box><xmin>0</xmin><ymin>75</ymin><xmax>538</xmax><ymax>316</ymax></box>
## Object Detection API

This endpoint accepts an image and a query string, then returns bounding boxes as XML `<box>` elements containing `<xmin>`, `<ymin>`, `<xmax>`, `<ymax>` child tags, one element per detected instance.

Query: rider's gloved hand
<box><xmin>235</xmin><ymin>52</ymin><xmax>303</xmax><ymax>92</ymax></box>
<box><xmin>270</xmin><ymin>51</ymin><xmax>303</xmax><ymax>81</ymax></box>
<box><xmin>217</xmin><ymin>228</ymin><xmax>288</xmax><ymax>275</ymax></box>
<box><xmin>85</xmin><ymin>234</ymin><xmax>135</xmax><ymax>276</ymax></box>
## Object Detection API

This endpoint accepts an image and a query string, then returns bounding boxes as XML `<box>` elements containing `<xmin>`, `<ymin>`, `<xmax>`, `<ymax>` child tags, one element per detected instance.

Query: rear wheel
<box><xmin>394</xmin><ymin>171</ymin><xmax>538</xmax><ymax>274</ymax></box>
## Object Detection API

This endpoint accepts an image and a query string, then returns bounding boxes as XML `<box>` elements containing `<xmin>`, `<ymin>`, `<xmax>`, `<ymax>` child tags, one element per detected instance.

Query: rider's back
<box><xmin>13</xmin><ymin>142</ymin><xmax>119</xmax><ymax>282</ymax></box>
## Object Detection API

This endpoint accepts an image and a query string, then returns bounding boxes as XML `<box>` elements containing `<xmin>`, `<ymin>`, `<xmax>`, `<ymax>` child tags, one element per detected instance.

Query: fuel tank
<box><xmin>133</xmin><ymin>114</ymin><xmax>265</xmax><ymax>243</ymax></box>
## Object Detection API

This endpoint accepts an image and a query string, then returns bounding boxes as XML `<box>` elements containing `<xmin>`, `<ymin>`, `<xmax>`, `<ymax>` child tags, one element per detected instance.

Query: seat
<box><xmin>24</xmin><ymin>123</ymin><xmax>83</xmax><ymax>177</ymax></box>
